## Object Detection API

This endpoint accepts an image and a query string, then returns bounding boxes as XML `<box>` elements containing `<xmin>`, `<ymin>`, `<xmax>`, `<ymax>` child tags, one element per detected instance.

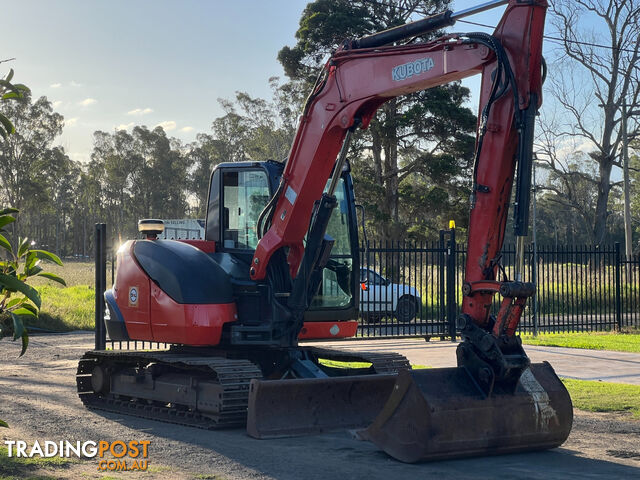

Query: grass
<box><xmin>29</xmin><ymin>260</ymin><xmax>114</xmax><ymax>288</ymax></box>
<box><xmin>10</xmin><ymin>261</ymin><xmax>100</xmax><ymax>333</ymax></box>
<box><xmin>521</xmin><ymin>331</ymin><xmax>640</xmax><ymax>353</ymax></box>
<box><xmin>0</xmin><ymin>446</ymin><xmax>74</xmax><ymax>480</ymax></box>
<box><xmin>562</xmin><ymin>379</ymin><xmax>640</xmax><ymax>418</ymax></box>
<box><xmin>30</xmin><ymin>285</ymin><xmax>95</xmax><ymax>331</ymax></box>
<box><xmin>318</xmin><ymin>359</ymin><xmax>429</xmax><ymax>370</ymax></box>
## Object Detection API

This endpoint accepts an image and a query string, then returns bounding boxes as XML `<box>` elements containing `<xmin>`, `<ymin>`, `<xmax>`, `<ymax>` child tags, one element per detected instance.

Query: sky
<box><xmin>3</xmin><ymin>1</ymin><xmax>516</xmax><ymax>164</ymax></box>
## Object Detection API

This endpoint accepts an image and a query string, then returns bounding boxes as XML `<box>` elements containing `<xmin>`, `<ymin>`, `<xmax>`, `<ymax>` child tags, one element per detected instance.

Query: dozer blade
<box><xmin>246</xmin><ymin>374</ymin><xmax>397</xmax><ymax>438</ymax></box>
<box><xmin>361</xmin><ymin>362</ymin><xmax>573</xmax><ymax>463</ymax></box>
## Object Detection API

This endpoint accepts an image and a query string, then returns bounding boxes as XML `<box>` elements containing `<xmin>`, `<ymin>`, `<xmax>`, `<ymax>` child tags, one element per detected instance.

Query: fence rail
<box><xmin>94</xmin><ymin>223</ymin><xmax>640</xmax><ymax>350</ymax></box>
<box><xmin>357</xmin><ymin>237</ymin><xmax>640</xmax><ymax>337</ymax></box>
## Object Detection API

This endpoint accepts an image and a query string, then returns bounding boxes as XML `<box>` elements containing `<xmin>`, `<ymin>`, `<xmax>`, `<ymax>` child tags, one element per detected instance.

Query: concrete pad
<box><xmin>306</xmin><ymin>338</ymin><xmax>640</xmax><ymax>385</ymax></box>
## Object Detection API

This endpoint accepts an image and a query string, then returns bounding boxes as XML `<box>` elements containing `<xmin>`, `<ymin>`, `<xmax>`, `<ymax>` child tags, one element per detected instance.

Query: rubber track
<box><xmin>76</xmin><ymin>350</ymin><xmax>261</xmax><ymax>429</ymax></box>
<box><xmin>76</xmin><ymin>347</ymin><xmax>410</xmax><ymax>430</ymax></box>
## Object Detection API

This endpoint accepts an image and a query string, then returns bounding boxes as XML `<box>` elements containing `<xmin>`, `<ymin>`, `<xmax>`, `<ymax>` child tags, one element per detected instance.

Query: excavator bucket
<box><xmin>246</xmin><ymin>374</ymin><xmax>397</xmax><ymax>438</ymax></box>
<box><xmin>361</xmin><ymin>362</ymin><xmax>573</xmax><ymax>463</ymax></box>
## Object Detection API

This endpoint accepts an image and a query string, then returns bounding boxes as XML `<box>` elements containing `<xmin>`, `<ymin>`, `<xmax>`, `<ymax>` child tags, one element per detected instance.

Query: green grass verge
<box><xmin>28</xmin><ymin>285</ymin><xmax>95</xmax><ymax>332</ymax></box>
<box><xmin>563</xmin><ymin>379</ymin><xmax>640</xmax><ymax>418</ymax></box>
<box><xmin>28</xmin><ymin>261</ymin><xmax>112</xmax><ymax>288</ymax></box>
<box><xmin>0</xmin><ymin>446</ymin><xmax>74</xmax><ymax>480</ymax></box>
<box><xmin>522</xmin><ymin>332</ymin><xmax>640</xmax><ymax>353</ymax></box>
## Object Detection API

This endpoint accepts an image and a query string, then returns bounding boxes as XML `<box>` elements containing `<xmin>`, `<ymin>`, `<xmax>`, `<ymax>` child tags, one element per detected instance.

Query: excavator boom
<box><xmin>248</xmin><ymin>0</ymin><xmax>573</xmax><ymax>462</ymax></box>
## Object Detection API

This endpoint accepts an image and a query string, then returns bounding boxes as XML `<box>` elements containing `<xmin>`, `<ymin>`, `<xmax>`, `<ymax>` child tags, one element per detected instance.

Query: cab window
<box><xmin>222</xmin><ymin>170</ymin><xmax>270</xmax><ymax>250</ymax></box>
<box><xmin>310</xmin><ymin>177</ymin><xmax>354</xmax><ymax>309</ymax></box>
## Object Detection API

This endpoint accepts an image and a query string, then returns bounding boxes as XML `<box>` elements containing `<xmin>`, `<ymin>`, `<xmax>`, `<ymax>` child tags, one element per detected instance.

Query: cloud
<box><xmin>66</xmin><ymin>117</ymin><xmax>78</xmax><ymax>127</ymax></box>
<box><xmin>52</xmin><ymin>100</ymin><xmax>63</xmax><ymax>108</ymax></box>
<box><xmin>127</xmin><ymin>107</ymin><xmax>153</xmax><ymax>116</ymax></box>
<box><xmin>155</xmin><ymin>120</ymin><xmax>176</xmax><ymax>131</ymax></box>
<box><xmin>50</xmin><ymin>83</ymin><xmax>62</xmax><ymax>88</ymax></box>
<box><xmin>70</xmin><ymin>80</ymin><xmax>83</xmax><ymax>87</ymax></box>
<box><xmin>180</xmin><ymin>126</ymin><xmax>194</xmax><ymax>133</ymax></box>
<box><xmin>79</xmin><ymin>98</ymin><xmax>97</xmax><ymax>107</ymax></box>
<box><xmin>115</xmin><ymin>122</ymin><xmax>134</xmax><ymax>131</ymax></box>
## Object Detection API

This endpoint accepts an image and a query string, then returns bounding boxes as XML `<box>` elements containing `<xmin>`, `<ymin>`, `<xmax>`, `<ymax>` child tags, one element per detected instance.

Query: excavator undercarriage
<box><xmin>77</xmin><ymin>347</ymin><xmax>410</xmax><ymax>431</ymax></box>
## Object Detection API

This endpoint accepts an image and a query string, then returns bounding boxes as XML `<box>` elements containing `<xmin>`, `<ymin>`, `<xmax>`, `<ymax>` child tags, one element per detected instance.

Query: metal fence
<box><xmin>357</xmin><ymin>238</ymin><xmax>640</xmax><ymax>337</ymax></box>
<box><xmin>94</xmin><ymin>223</ymin><xmax>640</xmax><ymax>350</ymax></box>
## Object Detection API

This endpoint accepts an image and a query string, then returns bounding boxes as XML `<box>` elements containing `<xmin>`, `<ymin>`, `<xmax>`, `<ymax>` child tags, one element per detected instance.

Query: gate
<box><xmin>356</xmin><ymin>229</ymin><xmax>457</xmax><ymax>338</ymax></box>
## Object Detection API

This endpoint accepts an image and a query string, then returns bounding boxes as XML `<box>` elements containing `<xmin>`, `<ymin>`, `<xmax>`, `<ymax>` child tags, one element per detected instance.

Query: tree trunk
<box><xmin>381</xmin><ymin>99</ymin><xmax>400</xmax><ymax>244</ymax></box>
<box><xmin>593</xmin><ymin>156</ymin><xmax>613</xmax><ymax>246</ymax></box>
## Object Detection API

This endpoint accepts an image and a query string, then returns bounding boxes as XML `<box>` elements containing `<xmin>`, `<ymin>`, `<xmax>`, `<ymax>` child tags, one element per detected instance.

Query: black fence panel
<box><xmin>357</xmin><ymin>239</ymin><xmax>638</xmax><ymax>337</ymax></box>
<box><xmin>452</xmin><ymin>242</ymin><xmax>636</xmax><ymax>334</ymax></box>
<box><xmin>94</xmin><ymin>222</ymin><xmax>639</xmax><ymax>351</ymax></box>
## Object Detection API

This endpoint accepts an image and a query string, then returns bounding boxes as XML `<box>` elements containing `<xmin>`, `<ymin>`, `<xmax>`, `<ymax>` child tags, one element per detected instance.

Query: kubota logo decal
<box><xmin>392</xmin><ymin>57</ymin><xmax>434</xmax><ymax>81</ymax></box>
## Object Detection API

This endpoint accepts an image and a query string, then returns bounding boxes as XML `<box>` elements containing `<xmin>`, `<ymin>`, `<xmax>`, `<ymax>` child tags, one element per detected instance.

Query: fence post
<box><xmin>531</xmin><ymin>241</ymin><xmax>538</xmax><ymax>337</ymax></box>
<box><xmin>614</xmin><ymin>242</ymin><xmax>622</xmax><ymax>331</ymax></box>
<box><xmin>94</xmin><ymin>224</ymin><xmax>107</xmax><ymax>350</ymax></box>
<box><xmin>439</xmin><ymin>230</ymin><xmax>446</xmax><ymax>328</ymax></box>
<box><xmin>446</xmin><ymin>228</ymin><xmax>457</xmax><ymax>341</ymax></box>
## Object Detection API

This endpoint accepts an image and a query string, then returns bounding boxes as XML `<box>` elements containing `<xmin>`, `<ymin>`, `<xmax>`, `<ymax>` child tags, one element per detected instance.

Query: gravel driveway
<box><xmin>1</xmin><ymin>332</ymin><xmax>639</xmax><ymax>479</ymax></box>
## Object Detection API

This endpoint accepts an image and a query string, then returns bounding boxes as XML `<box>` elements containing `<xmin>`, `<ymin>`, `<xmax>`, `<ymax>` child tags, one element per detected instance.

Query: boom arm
<box><xmin>252</xmin><ymin>0</ymin><xmax>547</xmax><ymax>368</ymax></box>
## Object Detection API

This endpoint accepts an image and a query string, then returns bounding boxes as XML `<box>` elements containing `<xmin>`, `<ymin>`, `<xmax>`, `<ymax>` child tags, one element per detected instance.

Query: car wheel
<box><xmin>395</xmin><ymin>295</ymin><xmax>418</xmax><ymax>322</ymax></box>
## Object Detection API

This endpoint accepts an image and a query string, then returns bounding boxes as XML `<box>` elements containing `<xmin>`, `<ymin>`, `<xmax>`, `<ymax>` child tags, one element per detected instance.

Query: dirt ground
<box><xmin>1</xmin><ymin>333</ymin><xmax>640</xmax><ymax>480</ymax></box>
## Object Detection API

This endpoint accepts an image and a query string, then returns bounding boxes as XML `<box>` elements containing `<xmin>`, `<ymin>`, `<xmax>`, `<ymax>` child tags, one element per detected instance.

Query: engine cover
<box><xmin>106</xmin><ymin>240</ymin><xmax>237</xmax><ymax>345</ymax></box>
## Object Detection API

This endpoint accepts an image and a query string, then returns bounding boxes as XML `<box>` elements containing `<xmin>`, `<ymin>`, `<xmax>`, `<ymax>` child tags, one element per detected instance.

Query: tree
<box><xmin>537</xmin><ymin>0</ymin><xmax>640</xmax><ymax>246</ymax></box>
<box><xmin>87</xmin><ymin>126</ymin><xmax>190</xmax><ymax>240</ymax></box>
<box><xmin>183</xmin><ymin>79</ymin><xmax>303</xmax><ymax>218</ymax></box>
<box><xmin>0</xmin><ymin>92</ymin><xmax>83</xmax><ymax>255</ymax></box>
<box><xmin>211</xmin><ymin>79</ymin><xmax>303</xmax><ymax>163</ymax></box>
<box><xmin>629</xmin><ymin>139</ymin><xmax>640</xmax><ymax>252</ymax></box>
<box><xmin>532</xmin><ymin>154</ymin><xmax>602</xmax><ymax>245</ymax></box>
<box><xmin>278</xmin><ymin>0</ymin><xmax>476</xmax><ymax>242</ymax></box>
<box><xmin>0</xmin><ymin>94</ymin><xmax>64</xmax><ymax>211</ymax></box>
<box><xmin>186</xmin><ymin>133</ymin><xmax>221</xmax><ymax>218</ymax></box>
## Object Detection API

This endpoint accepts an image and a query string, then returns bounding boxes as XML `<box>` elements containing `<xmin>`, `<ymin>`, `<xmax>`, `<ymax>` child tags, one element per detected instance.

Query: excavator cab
<box><xmin>205</xmin><ymin>160</ymin><xmax>360</xmax><ymax>339</ymax></box>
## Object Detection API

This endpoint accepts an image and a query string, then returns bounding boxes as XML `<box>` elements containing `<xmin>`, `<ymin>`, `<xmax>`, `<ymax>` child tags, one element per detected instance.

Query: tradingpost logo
<box><xmin>4</xmin><ymin>439</ymin><xmax>151</xmax><ymax>472</ymax></box>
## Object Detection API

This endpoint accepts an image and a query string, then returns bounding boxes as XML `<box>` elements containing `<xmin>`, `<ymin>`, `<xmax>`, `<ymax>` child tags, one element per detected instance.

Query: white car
<box><xmin>359</xmin><ymin>268</ymin><xmax>421</xmax><ymax>322</ymax></box>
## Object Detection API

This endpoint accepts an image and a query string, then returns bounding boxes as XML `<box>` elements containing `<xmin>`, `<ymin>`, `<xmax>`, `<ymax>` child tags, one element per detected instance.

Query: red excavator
<box><xmin>77</xmin><ymin>0</ymin><xmax>572</xmax><ymax>463</ymax></box>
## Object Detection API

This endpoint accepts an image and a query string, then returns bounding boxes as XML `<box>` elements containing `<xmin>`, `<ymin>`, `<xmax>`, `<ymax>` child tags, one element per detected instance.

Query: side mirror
<box><xmin>360</xmin><ymin>282</ymin><xmax>368</xmax><ymax>291</ymax></box>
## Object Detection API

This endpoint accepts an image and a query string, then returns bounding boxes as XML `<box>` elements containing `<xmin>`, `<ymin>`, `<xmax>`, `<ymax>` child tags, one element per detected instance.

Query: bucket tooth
<box><xmin>247</xmin><ymin>374</ymin><xmax>397</xmax><ymax>438</ymax></box>
<box><xmin>361</xmin><ymin>362</ymin><xmax>573</xmax><ymax>463</ymax></box>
